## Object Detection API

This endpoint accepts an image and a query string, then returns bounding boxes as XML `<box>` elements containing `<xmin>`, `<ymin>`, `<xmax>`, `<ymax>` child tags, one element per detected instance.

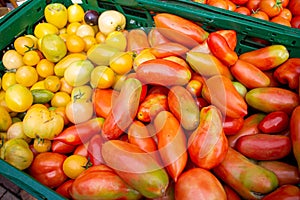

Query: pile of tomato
<box><xmin>0</xmin><ymin>1</ymin><xmax>300</xmax><ymax>200</ymax></box>
<box><xmin>193</xmin><ymin>0</ymin><xmax>300</xmax><ymax>28</ymax></box>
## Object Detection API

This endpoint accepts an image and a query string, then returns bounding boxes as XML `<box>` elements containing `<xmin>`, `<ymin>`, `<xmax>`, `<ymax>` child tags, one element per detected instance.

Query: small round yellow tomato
<box><xmin>23</xmin><ymin>51</ymin><xmax>41</xmax><ymax>66</ymax></box>
<box><xmin>65</xmin><ymin>101</ymin><xmax>94</xmax><ymax>124</ymax></box>
<box><xmin>51</xmin><ymin>91</ymin><xmax>71</xmax><ymax>107</ymax></box>
<box><xmin>1</xmin><ymin>72</ymin><xmax>16</xmax><ymax>91</ymax></box>
<box><xmin>34</xmin><ymin>22</ymin><xmax>59</xmax><ymax>39</ymax></box>
<box><xmin>105</xmin><ymin>31</ymin><xmax>127</xmax><ymax>51</ymax></box>
<box><xmin>76</xmin><ymin>24</ymin><xmax>95</xmax><ymax>38</ymax></box>
<box><xmin>66</xmin><ymin>22</ymin><xmax>81</xmax><ymax>35</ymax></box>
<box><xmin>63</xmin><ymin>154</ymin><xmax>89</xmax><ymax>179</ymax></box>
<box><xmin>53</xmin><ymin>106</ymin><xmax>70</xmax><ymax>125</ymax></box>
<box><xmin>44</xmin><ymin>3</ymin><xmax>68</xmax><ymax>29</ymax></box>
<box><xmin>7</xmin><ymin>121</ymin><xmax>31</xmax><ymax>143</ymax></box>
<box><xmin>82</xmin><ymin>36</ymin><xmax>96</xmax><ymax>52</ymax></box>
<box><xmin>98</xmin><ymin>10</ymin><xmax>126</xmax><ymax>36</ymax></box>
<box><xmin>66</xmin><ymin>34</ymin><xmax>86</xmax><ymax>53</ymax></box>
<box><xmin>5</xmin><ymin>84</ymin><xmax>33</xmax><ymax>113</ymax></box>
<box><xmin>64</xmin><ymin>60</ymin><xmax>94</xmax><ymax>87</ymax></box>
<box><xmin>15</xmin><ymin>66</ymin><xmax>39</xmax><ymax>87</ymax></box>
<box><xmin>36</xmin><ymin>59</ymin><xmax>55</xmax><ymax>78</ymax></box>
<box><xmin>109</xmin><ymin>51</ymin><xmax>133</xmax><ymax>75</ymax></box>
<box><xmin>44</xmin><ymin>75</ymin><xmax>61</xmax><ymax>93</ymax></box>
<box><xmin>133</xmin><ymin>48</ymin><xmax>156</xmax><ymax>71</ymax></box>
<box><xmin>0</xmin><ymin>105</ymin><xmax>12</xmax><ymax>132</ymax></box>
<box><xmin>33</xmin><ymin>138</ymin><xmax>52</xmax><ymax>153</ymax></box>
<box><xmin>2</xmin><ymin>50</ymin><xmax>24</xmax><ymax>70</ymax></box>
<box><xmin>95</xmin><ymin>31</ymin><xmax>106</xmax><ymax>43</ymax></box>
<box><xmin>90</xmin><ymin>65</ymin><xmax>115</xmax><ymax>89</ymax></box>
<box><xmin>67</xmin><ymin>4</ymin><xmax>85</xmax><ymax>23</ymax></box>
<box><xmin>14</xmin><ymin>36</ymin><xmax>36</xmax><ymax>55</ymax></box>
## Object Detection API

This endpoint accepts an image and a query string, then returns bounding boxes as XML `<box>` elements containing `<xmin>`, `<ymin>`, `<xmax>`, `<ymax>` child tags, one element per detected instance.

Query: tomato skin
<box><xmin>227</xmin><ymin>113</ymin><xmax>266</xmax><ymax>147</ymax></box>
<box><xmin>223</xmin><ymin>184</ymin><xmax>242</xmax><ymax>200</ymax></box>
<box><xmin>207</xmin><ymin>32</ymin><xmax>238</xmax><ymax>66</ymax></box>
<box><xmin>262</xmin><ymin>185</ymin><xmax>300</xmax><ymax>200</ymax></box>
<box><xmin>245</xmin><ymin>87</ymin><xmax>299</xmax><ymax>114</ymax></box>
<box><xmin>55</xmin><ymin>179</ymin><xmax>74</xmax><ymax>199</ymax></box>
<box><xmin>147</xmin><ymin>28</ymin><xmax>170</xmax><ymax>47</ymax></box>
<box><xmin>154</xmin><ymin>111</ymin><xmax>188</xmax><ymax>182</ymax></box>
<box><xmin>87</xmin><ymin>134</ymin><xmax>105</xmax><ymax>166</ymax></box>
<box><xmin>92</xmin><ymin>88</ymin><xmax>119</xmax><ymax>118</ymax></box>
<box><xmin>230</xmin><ymin>59</ymin><xmax>270</xmax><ymax>89</ymax></box>
<box><xmin>239</xmin><ymin>45</ymin><xmax>289</xmax><ymax>71</ymax></box>
<box><xmin>102</xmin><ymin>78</ymin><xmax>142</xmax><ymax>140</ymax></box>
<box><xmin>153</xmin><ymin>13</ymin><xmax>209</xmax><ymax>47</ymax></box>
<box><xmin>28</xmin><ymin>152</ymin><xmax>68</xmax><ymax>188</ymax></box>
<box><xmin>257</xmin><ymin>161</ymin><xmax>300</xmax><ymax>186</ymax></box>
<box><xmin>202</xmin><ymin>75</ymin><xmax>248</xmax><ymax>119</ymax></box>
<box><xmin>150</xmin><ymin>42</ymin><xmax>189</xmax><ymax>59</ymax></box>
<box><xmin>188</xmin><ymin>105</ymin><xmax>228</xmax><ymax>169</ymax></box>
<box><xmin>207</xmin><ymin>0</ymin><xmax>229</xmax><ymax>9</ymax></box>
<box><xmin>235</xmin><ymin>134</ymin><xmax>292</xmax><ymax>160</ymax></box>
<box><xmin>168</xmin><ymin>86</ymin><xmax>200</xmax><ymax>131</ymax></box>
<box><xmin>70</xmin><ymin>165</ymin><xmax>142</xmax><ymax>200</ymax></box>
<box><xmin>235</xmin><ymin>6</ymin><xmax>251</xmax><ymax>15</ymax></box>
<box><xmin>288</xmin><ymin>0</ymin><xmax>300</xmax><ymax>16</ymax></box>
<box><xmin>274</xmin><ymin>58</ymin><xmax>300</xmax><ymax>90</ymax></box>
<box><xmin>259</xmin><ymin>0</ymin><xmax>283</xmax><ymax>18</ymax></box>
<box><xmin>213</xmin><ymin>147</ymin><xmax>279</xmax><ymax>199</ymax></box>
<box><xmin>247</xmin><ymin>0</ymin><xmax>261</xmax><ymax>11</ymax></box>
<box><xmin>73</xmin><ymin>143</ymin><xmax>88</xmax><ymax>157</ymax></box>
<box><xmin>222</xmin><ymin>117</ymin><xmax>244</xmax><ymax>136</ymax></box>
<box><xmin>258</xmin><ymin>111</ymin><xmax>289</xmax><ymax>133</ymax></box>
<box><xmin>127</xmin><ymin>29</ymin><xmax>150</xmax><ymax>54</ymax></box>
<box><xmin>51</xmin><ymin>140</ymin><xmax>76</xmax><ymax>154</ymax></box>
<box><xmin>53</xmin><ymin>117</ymin><xmax>104</xmax><ymax>145</ymax></box>
<box><xmin>175</xmin><ymin>168</ymin><xmax>226</xmax><ymax>200</ymax></box>
<box><xmin>136</xmin><ymin>59</ymin><xmax>191</xmax><ymax>86</ymax></box>
<box><xmin>251</xmin><ymin>10</ymin><xmax>270</xmax><ymax>20</ymax></box>
<box><xmin>215</xmin><ymin>29</ymin><xmax>237</xmax><ymax>50</ymax></box>
<box><xmin>291</xmin><ymin>15</ymin><xmax>300</xmax><ymax>28</ymax></box>
<box><xmin>290</xmin><ymin>106</ymin><xmax>300</xmax><ymax>172</ymax></box>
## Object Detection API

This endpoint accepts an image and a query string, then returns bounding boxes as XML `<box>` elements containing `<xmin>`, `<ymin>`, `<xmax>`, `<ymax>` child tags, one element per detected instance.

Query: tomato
<box><xmin>186</xmin><ymin>79</ymin><xmax>203</xmax><ymax>97</ymax></box>
<box><xmin>51</xmin><ymin>91</ymin><xmax>71</xmax><ymax>107</ymax></box>
<box><xmin>55</xmin><ymin>179</ymin><xmax>74</xmax><ymax>199</ymax></box>
<box><xmin>67</xmin><ymin>3</ymin><xmax>85</xmax><ymax>23</ymax></box>
<box><xmin>71</xmin><ymin>85</ymin><xmax>93</xmax><ymax>102</ymax></box>
<box><xmin>98</xmin><ymin>10</ymin><xmax>126</xmax><ymax>36</ymax></box>
<box><xmin>234</xmin><ymin>6</ymin><xmax>251</xmax><ymax>15</ymax></box>
<box><xmin>82</xmin><ymin>36</ymin><xmax>96</xmax><ymax>52</ymax></box>
<box><xmin>223</xmin><ymin>117</ymin><xmax>244</xmax><ymax>136</ymax></box>
<box><xmin>227</xmin><ymin>0</ymin><xmax>237</xmax><ymax>11</ymax></box>
<box><xmin>51</xmin><ymin>140</ymin><xmax>75</xmax><ymax>154</ymax></box>
<box><xmin>5</xmin><ymin>84</ymin><xmax>33</xmax><ymax>113</ymax></box>
<box><xmin>93</xmin><ymin>88</ymin><xmax>119</xmax><ymax>118</ymax></box>
<box><xmin>63</xmin><ymin>154</ymin><xmax>90</xmax><ymax>179</ymax></box>
<box><xmin>291</xmin><ymin>15</ymin><xmax>300</xmax><ymax>28</ymax></box>
<box><xmin>150</xmin><ymin>42</ymin><xmax>189</xmax><ymax>59</ymax></box>
<box><xmin>33</xmin><ymin>138</ymin><xmax>52</xmax><ymax>153</ymax></box>
<box><xmin>271</xmin><ymin>16</ymin><xmax>291</xmax><ymax>26</ymax></box>
<box><xmin>28</xmin><ymin>152</ymin><xmax>68</xmax><ymax>188</ymax></box>
<box><xmin>64</xmin><ymin>60</ymin><xmax>94</xmax><ymax>87</ymax></box>
<box><xmin>76</xmin><ymin>24</ymin><xmax>95</xmax><ymax>38</ymax></box>
<box><xmin>277</xmin><ymin>8</ymin><xmax>292</xmax><ymax>21</ymax></box>
<box><xmin>15</xmin><ymin>66</ymin><xmax>38</xmax><ymax>87</ymax></box>
<box><xmin>251</xmin><ymin>10</ymin><xmax>270</xmax><ymax>21</ymax></box>
<box><xmin>2</xmin><ymin>50</ymin><xmax>24</xmax><ymax>70</ymax></box>
<box><xmin>290</xmin><ymin>106</ymin><xmax>300</xmax><ymax>172</ymax></box>
<box><xmin>6</xmin><ymin>121</ymin><xmax>30</xmax><ymax>142</ymax></box>
<box><xmin>258</xmin><ymin>111</ymin><xmax>289</xmax><ymax>133</ymax></box>
<box><xmin>109</xmin><ymin>52</ymin><xmax>133</xmax><ymax>75</ymax></box>
<box><xmin>1</xmin><ymin>72</ymin><xmax>16</xmax><ymax>91</ymax></box>
<box><xmin>36</xmin><ymin>58</ymin><xmax>55</xmax><ymax>78</ymax></box>
<box><xmin>65</xmin><ymin>101</ymin><xmax>94</xmax><ymax>124</ymax></box>
<box><xmin>87</xmin><ymin>134</ymin><xmax>106</xmax><ymax>166</ymax></box>
<box><xmin>14</xmin><ymin>36</ymin><xmax>36</xmax><ymax>55</ymax></box>
<box><xmin>106</xmin><ymin>31</ymin><xmax>127</xmax><ymax>51</ymax></box>
<box><xmin>73</xmin><ymin>143</ymin><xmax>89</xmax><ymax>157</ymax></box>
<box><xmin>262</xmin><ymin>185</ymin><xmax>300</xmax><ymax>200</ymax></box>
<box><xmin>44</xmin><ymin>75</ymin><xmax>61</xmax><ymax>93</ymax></box>
<box><xmin>288</xmin><ymin>0</ymin><xmax>300</xmax><ymax>16</ymax></box>
<box><xmin>34</xmin><ymin>22</ymin><xmax>59</xmax><ymax>39</ymax></box>
<box><xmin>247</xmin><ymin>0</ymin><xmax>261</xmax><ymax>11</ymax></box>
<box><xmin>0</xmin><ymin>105</ymin><xmax>12</xmax><ymax>132</ymax></box>
<box><xmin>259</xmin><ymin>0</ymin><xmax>283</xmax><ymax>18</ymax></box>
<box><xmin>44</xmin><ymin>3</ymin><xmax>68</xmax><ymax>29</ymax></box>
<box><xmin>175</xmin><ymin>168</ymin><xmax>226</xmax><ymax>200</ymax></box>
<box><xmin>223</xmin><ymin>184</ymin><xmax>241</xmax><ymax>200</ymax></box>
<box><xmin>127</xmin><ymin>29</ymin><xmax>149</xmax><ymax>54</ymax></box>
<box><xmin>207</xmin><ymin>0</ymin><xmax>229</xmax><ymax>10</ymax></box>
<box><xmin>66</xmin><ymin>34</ymin><xmax>85</xmax><ymax>53</ymax></box>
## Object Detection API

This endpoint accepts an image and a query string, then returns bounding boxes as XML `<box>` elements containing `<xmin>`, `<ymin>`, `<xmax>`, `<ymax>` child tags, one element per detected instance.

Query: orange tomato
<box><xmin>15</xmin><ymin>66</ymin><xmax>39</xmax><ymax>87</ymax></box>
<box><xmin>36</xmin><ymin>59</ymin><xmax>55</xmax><ymax>78</ymax></box>
<box><xmin>271</xmin><ymin>16</ymin><xmax>291</xmax><ymax>27</ymax></box>
<box><xmin>66</xmin><ymin>34</ymin><xmax>86</xmax><ymax>53</ymax></box>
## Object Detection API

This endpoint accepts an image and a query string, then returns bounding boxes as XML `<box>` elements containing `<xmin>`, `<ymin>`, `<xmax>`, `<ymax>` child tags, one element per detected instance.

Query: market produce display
<box><xmin>0</xmin><ymin>1</ymin><xmax>300</xmax><ymax>199</ymax></box>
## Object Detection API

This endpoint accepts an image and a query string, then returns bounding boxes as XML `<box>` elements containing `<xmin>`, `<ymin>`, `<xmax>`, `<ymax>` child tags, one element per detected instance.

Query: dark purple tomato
<box><xmin>84</xmin><ymin>10</ymin><xmax>99</xmax><ymax>26</ymax></box>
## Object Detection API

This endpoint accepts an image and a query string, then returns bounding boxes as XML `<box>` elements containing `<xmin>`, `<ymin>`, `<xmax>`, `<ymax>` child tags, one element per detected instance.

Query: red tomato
<box><xmin>246</xmin><ymin>0</ymin><xmax>261</xmax><ymax>11</ymax></box>
<box><xmin>259</xmin><ymin>0</ymin><xmax>283</xmax><ymax>18</ymax></box>
<box><xmin>262</xmin><ymin>185</ymin><xmax>300</xmax><ymax>200</ymax></box>
<box><xmin>271</xmin><ymin>16</ymin><xmax>291</xmax><ymax>27</ymax></box>
<box><xmin>291</xmin><ymin>16</ymin><xmax>300</xmax><ymax>28</ymax></box>
<box><xmin>55</xmin><ymin>179</ymin><xmax>74</xmax><ymax>199</ymax></box>
<box><xmin>258</xmin><ymin>111</ymin><xmax>289</xmax><ymax>134</ymax></box>
<box><xmin>223</xmin><ymin>117</ymin><xmax>244</xmax><ymax>136</ymax></box>
<box><xmin>208</xmin><ymin>0</ymin><xmax>229</xmax><ymax>9</ymax></box>
<box><xmin>277</xmin><ymin>8</ymin><xmax>292</xmax><ymax>21</ymax></box>
<box><xmin>281</xmin><ymin>0</ymin><xmax>289</xmax><ymax>7</ymax></box>
<box><xmin>230</xmin><ymin>0</ymin><xmax>249</xmax><ymax>5</ymax></box>
<box><xmin>235</xmin><ymin>6</ymin><xmax>251</xmax><ymax>15</ymax></box>
<box><xmin>288</xmin><ymin>0</ymin><xmax>300</xmax><ymax>16</ymax></box>
<box><xmin>251</xmin><ymin>10</ymin><xmax>270</xmax><ymax>21</ymax></box>
<box><xmin>28</xmin><ymin>152</ymin><xmax>68</xmax><ymax>188</ymax></box>
<box><xmin>227</xmin><ymin>0</ymin><xmax>237</xmax><ymax>11</ymax></box>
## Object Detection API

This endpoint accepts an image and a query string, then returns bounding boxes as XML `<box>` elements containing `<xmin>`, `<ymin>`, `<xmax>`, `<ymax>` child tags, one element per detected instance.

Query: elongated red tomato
<box><xmin>290</xmin><ymin>106</ymin><xmax>300</xmax><ymax>172</ymax></box>
<box><xmin>207</xmin><ymin>32</ymin><xmax>238</xmax><ymax>66</ymax></box>
<box><xmin>222</xmin><ymin>117</ymin><xmax>244</xmax><ymax>136</ymax></box>
<box><xmin>215</xmin><ymin>29</ymin><xmax>237</xmax><ymax>50</ymax></box>
<box><xmin>127</xmin><ymin>29</ymin><xmax>150</xmax><ymax>54</ymax></box>
<box><xmin>154</xmin><ymin>111</ymin><xmax>188</xmax><ymax>182</ymax></box>
<box><xmin>153</xmin><ymin>13</ymin><xmax>208</xmax><ymax>47</ymax></box>
<box><xmin>258</xmin><ymin>111</ymin><xmax>289</xmax><ymax>133</ymax></box>
<box><xmin>262</xmin><ymin>185</ymin><xmax>300</xmax><ymax>200</ymax></box>
<box><xmin>150</xmin><ymin>42</ymin><xmax>189</xmax><ymax>58</ymax></box>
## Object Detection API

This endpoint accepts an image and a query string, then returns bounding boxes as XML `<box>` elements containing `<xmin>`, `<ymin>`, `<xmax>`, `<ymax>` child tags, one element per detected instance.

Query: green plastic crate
<box><xmin>0</xmin><ymin>0</ymin><xmax>299</xmax><ymax>199</ymax></box>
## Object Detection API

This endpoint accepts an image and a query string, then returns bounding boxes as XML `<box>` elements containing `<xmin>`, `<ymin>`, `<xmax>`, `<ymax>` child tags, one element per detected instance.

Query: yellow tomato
<box><xmin>95</xmin><ymin>31</ymin><xmax>106</xmax><ymax>43</ymax></box>
<box><xmin>82</xmin><ymin>36</ymin><xmax>96</xmax><ymax>52</ymax></box>
<box><xmin>98</xmin><ymin>10</ymin><xmax>126</xmax><ymax>36</ymax></box>
<box><xmin>30</xmin><ymin>80</ymin><xmax>46</xmax><ymax>90</ymax></box>
<box><xmin>0</xmin><ymin>105</ymin><xmax>12</xmax><ymax>132</ymax></box>
<box><xmin>1</xmin><ymin>72</ymin><xmax>16</xmax><ymax>91</ymax></box>
<box><xmin>76</xmin><ymin>24</ymin><xmax>95</xmax><ymax>38</ymax></box>
<box><xmin>7</xmin><ymin>121</ymin><xmax>31</xmax><ymax>143</ymax></box>
<box><xmin>54</xmin><ymin>106</ymin><xmax>70</xmax><ymax>125</ymax></box>
<box><xmin>67</xmin><ymin>4</ymin><xmax>85</xmax><ymax>23</ymax></box>
<box><xmin>5</xmin><ymin>84</ymin><xmax>33</xmax><ymax>113</ymax></box>
<box><xmin>36</xmin><ymin>59</ymin><xmax>55</xmax><ymax>78</ymax></box>
<box><xmin>2</xmin><ymin>50</ymin><xmax>24</xmax><ymax>70</ymax></box>
<box><xmin>22</xmin><ymin>51</ymin><xmax>41</xmax><ymax>66</ymax></box>
<box><xmin>34</xmin><ymin>22</ymin><xmax>59</xmax><ymax>39</ymax></box>
<box><xmin>66</xmin><ymin>22</ymin><xmax>81</xmax><ymax>35</ymax></box>
<box><xmin>15</xmin><ymin>66</ymin><xmax>39</xmax><ymax>87</ymax></box>
<box><xmin>105</xmin><ymin>31</ymin><xmax>127</xmax><ymax>51</ymax></box>
<box><xmin>66</xmin><ymin>34</ymin><xmax>86</xmax><ymax>53</ymax></box>
<box><xmin>65</xmin><ymin>101</ymin><xmax>94</xmax><ymax>124</ymax></box>
<box><xmin>90</xmin><ymin>65</ymin><xmax>115</xmax><ymax>89</ymax></box>
<box><xmin>14</xmin><ymin>36</ymin><xmax>36</xmax><ymax>55</ymax></box>
<box><xmin>109</xmin><ymin>51</ymin><xmax>133</xmax><ymax>75</ymax></box>
<box><xmin>64</xmin><ymin>60</ymin><xmax>94</xmax><ymax>87</ymax></box>
<box><xmin>33</xmin><ymin>138</ymin><xmax>52</xmax><ymax>153</ymax></box>
<box><xmin>59</xmin><ymin>77</ymin><xmax>73</xmax><ymax>94</ymax></box>
<box><xmin>133</xmin><ymin>48</ymin><xmax>156</xmax><ymax>71</ymax></box>
<box><xmin>44</xmin><ymin>3</ymin><xmax>68</xmax><ymax>29</ymax></box>
<box><xmin>63</xmin><ymin>154</ymin><xmax>89</xmax><ymax>179</ymax></box>
<box><xmin>44</xmin><ymin>75</ymin><xmax>61</xmax><ymax>93</ymax></box>
<box><xmin>51</xmin><ymin>91</ymin><xmax>71</xmax><ymax>107</ymax></box>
